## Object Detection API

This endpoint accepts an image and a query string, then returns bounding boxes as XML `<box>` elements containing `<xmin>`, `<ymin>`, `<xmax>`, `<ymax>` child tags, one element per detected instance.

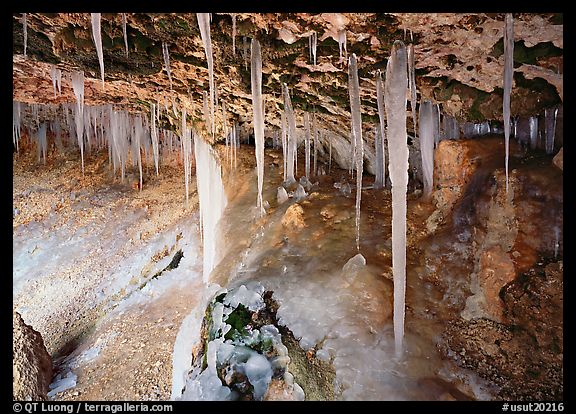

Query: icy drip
<box><xmin>348</xmin><ymin>53</ymin><xmax>364</xmax><ymax>252</ymax></box>
<box><xmin>529</xmin><ymin>116</ymin><xmax>538</xmax><ymax>150</ymax></box>
<box><xmin>133</xmin><ymin>115</ymin><xmax>144</xmax><ymax>191</ymax></box>
<box><xmin>407</xmin><ymin>44</ymin><xmax>418</xmax><ymax>137</ymax></box>
<box><xmin>375</xmin><ymin>70</ymin><xmax>387</xmax><ymax>188</ymax></box>
<box><xmin>91</xmin><ymin>13</ymin><xmax>105</xmax><ymax>88</ymax></box>
<box><xmin>385</xmin><ymin>40</ymin><xmax>409</xmax><ymax>357</ymax></box>
<box><xmin>433</xmin><ymin>104</ymin><xmax>441</xmax><ymax>147</ymax></box>
<box><xmin>203</xmin><ymin>91</ymin><xmax>211</xmax><ymax>135</ymax></box>
<box><xmin>251</xmin><ymin>38</ymin><xmax>266</xmax><ymax>217</ymax></box>
<box><xmin>194</xmin><ymin>136</ymin><xmax>227</xmax><ymax>282</ymax></box>
<box><xmin>50</xmin><ymin>65</ymin><xmax>61</xmax><ymax>97</ymax></box>
<box><xmin>313</xmin><ymin>116</ymin><xmax>318</xmax><ymax>176</ymax></box>
<box><xmin>71</xmin><ymin>71</ymin><xmax>85</xmax><ymax>173</ymax></box>
<box><xmin>374</xmin><ymin>127</ymin><xmax>384</xmax><ymax>189</ymax></box>
<box><xmin>150</xmin><ymin>103</ymin><xmax>159</xmax><ymax>175</ymax></box>
<box><xmin>281</xmin><ymin>112</ymin><xmax>287</xmax><ymax>181</ymax></box>
<box><xmin>304</xmin><ymin>112</ymin><xmax>311</xmax><ymax>178</ymax></box>
<box><xmin>162</xmin><ymin>42</ymin><xmax>173</xmax><ymax>90</ymax></box>
<box><xmin>503</xmin><ymin>13</ymin><xmax>514</xmax><ymax>193</ymax></box>
<box><xmin>545</xmin><ymin>107</ymin><xmax>558</xmax><ymax>154</ymax></box>
<box><xmin>23</xmin><ymin>14</ymin><xmax>27</xmax><ymax>57</ymax></box>
<box><xmin>232</xmin><ymin>14</ymin><xmax>237</xmax><ymax>55</ymax></box>
<box><xmin>13</xmin><ymin>101</ymin><xmax>21</xmax><ymax>152</ymax></box>
<box><xmin>338</xmin><ymin>30</ymin><xmax>347</xmax><ymax>64</ymax></box>
<box><xmin>283</xmin><ymin>83</ymin><xmax>297</xmax><ymax>184</ymax></box>
<box><xmin>419</xmin><ymin>100</ymin><xmax>435</xmax><ymax>199</ymax></box>
<box><xmin>182</xmin><ymin>109</ymin><xmax>192</xmax><ymax>207</ymax></box>
<box><xmin>309</xmin><ymin>31</ymin><xmax>317</xmax><ymax>66</ymax></box>
<box><xmin>122</xmin><ymin>13</ymin><xmax>129</xmax><ymax>58</ymax></box>
<box><xmin>197</xmin><ymin>13</ymin><xmax>215</xmax><ymax>138</ymax></box>
<box><xmin>37</xmin><ymin>123</ymin><xmax>47</xmax><ymax>164</ymax></box>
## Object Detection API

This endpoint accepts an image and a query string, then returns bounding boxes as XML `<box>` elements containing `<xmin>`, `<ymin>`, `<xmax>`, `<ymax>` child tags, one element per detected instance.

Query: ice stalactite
<box><xmin>13</xmin><ymin>101</ymin><xmax>21</xmax><ymax>152</ymax></box>
<box><xmin>348</xmin><ymin>53</ymin><xmax>364</xmax><ymax>252</ymax></box>
<box><xmin>134</xmin><ymin>115</ymin><xmax>144</xmax><ymax>191</ymax></box>
<box><xmin>374</xmin><ymin>127</ymin><xmax>384</xmax><ymax>189</ymax></box>
<box><xmin>232</xmin><ymin>14</ymin><xmax>237</xmax><ymax>55</ymax></box>
<box><xmin>283</xmin><ymin>83</ymin><xmax>297</xmax><ymax>184</ymax></box>
<box><xmin>433</xmin><ymin>103</ymin><xmax>441</xmax><ymax>148</ymax></box>
<box><xmin>503</xmin><ymin>13</ymin><xmax>514</xmax><ymax>193</ymax></box>
<box><xmin>203</xmin><ymin>91</ymin><xmax>211</xmax><ymax>135</ymax></box>
<box><xmin>419</xmin><ymin>100</ymin><xmax>435</xmax><ymax>200</ymax></box>
<box><xmin>385</xmin><ymin>40</ymin><xmax>408</xmax><ymax>357</ymax></box>
<box><xmin>91</xmin><ymin>13</ymin><xmax>105</xmax><ymax>89</ymax></box>
<box><xmin>162</xmin><ymin>42</ymin><xmax>173</xmax><ymax>90</ymax></box>
<box><xmin>71</xmin><ymin>71</ymin><xmax>85</xmax><ymax>173</ymax></box>
<box><xmin>150</xmin><ymin>103</ymin><xmax>159</xmax><ymax>175</ymax></box>
<box><xmin>197</xmin><ymin>13</ymin><xmax>215</xmax><ymax>138</ymax></box>
<box><xmin>338</xmin><ymin>30</ymin><xmax>347</xmax><ymax>64</ymax></box>
<box><xmin>328</xmin><ymin>134</ymin><xmax>332</xmax><ymax>174</ymax></box>
<box><xmin>251</xmin><ymin>38</ymin><xmax>266</xmax><ymax>217</ymax></box>
<box><xmin>281</xmin><ymin>111</ymin><xmax>287</xmax><ymax>181</ymax></box>
<box><xmin>22</xmin><ymin>13</ymin><xmax>27</xmax><ymax>57</ymax></box>
<box><xmin>304</xmin><ymin>112</ymin><xmax>311</xmax><ymax>179</ymax></box>
<box><xmin>50</xmin><ymin>65</ymin><xmax>61</xmax><ymax>97</ymax></box>
<box><xmin>309</xmin><ymin>31</ymin><xmax>317</xmax><ymax>66</ymax></box>
<box><xmin>442</xmin><ymin>115</ymin><xmax>460</xmax><ymax>140</ymax></box>
<box><xmin>122</xmin><ymin>13</ymin><xmax>129</xmax><ymax>58</ymax></box>
<box><xmin>313</xmin><ymin>115</ymin><xmax>318</xmax><ymax>176</ymax></box>
<box><xmin>407</xmin><ymin>44</ymin><xmax>420</xmax><ymax>180</ymax></box>
<box><xmin>37</xmin><ymin>123</ymin><xmax>47</xmax><ymax>164</ymax></box>
<box><xmin>529</xmin><ymin>116</ymin><xmax>539</xmax><ymax>150</ymax></box>
<box><xmin>194</xmin><ymin>135</ymin><xmax>227</xmax><ymax>282</ymax></box>
<box><xmin>545</xmin><ymin>107</ymin><xmax>558</xmax><ymax>154</ymax></box>
<box><xmin>375</xmin><ymin>70</ymin><xmax>387</xmax><ymax>189</ymax></box>
<box><xmin>243</xmin><ymin>37</ymin><xmax>249</xmax><ymax>70</ymax></box>
<box><xmin>182</xmin><ymin>109</ymin><xmax>192</xmax><ymax>207</ymax></box>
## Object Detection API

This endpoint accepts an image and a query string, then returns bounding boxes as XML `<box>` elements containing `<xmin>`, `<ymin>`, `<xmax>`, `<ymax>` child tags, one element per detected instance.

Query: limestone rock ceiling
<box><xmin>12</xmin><ymin>12</ymin><xmax>563</xmax><ymax>141</ymax></box>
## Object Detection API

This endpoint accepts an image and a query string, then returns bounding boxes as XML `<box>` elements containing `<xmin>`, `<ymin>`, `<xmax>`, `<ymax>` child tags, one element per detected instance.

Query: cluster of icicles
<box><xmin>16</xmin><ymin>13</ymin><xmax>561</xmax><ymax>360</ymax></box>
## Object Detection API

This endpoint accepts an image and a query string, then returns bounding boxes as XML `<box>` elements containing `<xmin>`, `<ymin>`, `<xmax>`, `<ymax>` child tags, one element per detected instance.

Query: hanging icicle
<box><xmin>197</xmin><ymin>13</ymin><xmax>215</xmax><ymax>138</ymax></box>
<box><xmin>309</xmin><ymin>31</ymin><xmax>317</xmax><ymax>66</ymax></box>
<box><xmin>545</xmin><ymin>107</ymin><xmax>558</xmax><ymax>154</ymax></box>
<box><xmin>22</xmin><ymin>13</ymin><xmax>27</xmax><ymax>57</ymax></box>
<box><xmin>419</xmin><ymin>100</ymin><xmax>435</xmax><ymax>200</ymax></box>
<box><xmin>348</xmin><ymin>53</ymin><xmax>364</xmax><ymax>252</ymax></box>
<box><xmin>375</xmin><ymin>70</ymin><xmax>387</xmax><ymax>188</ymax></box>
<box><xmin>251</xmin><ymin>38</ymin><xmax>266</xmax><ymax>216</ymax></box>
<box><xmin>283</xmin><ymin>83</ymin><xmax>297</xmax><ymax>184</ymax></box>
<box><xmin>232</xmin><ymin>14</ymin><xmax>237</xmax><ymax>55</ymax></box>
<box><xmin>304</xmin><ymin>112</ymin><xmax>311</xmax><ymax>179</ymax></box>
<box><xmin>385</xmin><ymin>40</ymin><xmax>409</xmax><ymax>358</ymax></box>
<box><xmin>338</xmin><ymin>30</ymin><xmax>347</xmax><ymax>64</ymax></box>
<box><xmin>122</xmin><ymin>13</ymin><xmax>129</xmax><ymax>58</ymax></box>
<box><xmin>503</xmin><ymin>13</ymin><xmax>514</xmax><ymax>193</ymax></box>
<box><xmin>71</xmin><ymin>71</ymin><xmax>85</xmax><ymax>173</ymax></box>
<box><xmin>91</xmin><ymin>13</ymin><xmax>105</xmax><ymax>89</ymax></box>
<box><xmin>162</xmin><ymin>42</ymin><xmax>173</xmax><ymax>90</ymax></box>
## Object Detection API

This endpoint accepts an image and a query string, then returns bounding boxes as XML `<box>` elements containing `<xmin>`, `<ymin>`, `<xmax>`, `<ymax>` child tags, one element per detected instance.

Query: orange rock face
<box><xmin>477</xmin><ymin>246</ymin><xmax>516</xmax><ymax>322</ymax></box>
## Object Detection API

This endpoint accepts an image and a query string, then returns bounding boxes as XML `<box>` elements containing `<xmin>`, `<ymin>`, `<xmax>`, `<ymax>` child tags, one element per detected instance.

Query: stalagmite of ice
<box><xmin>13</xmin><ymin>101</ymin><xmax>21</xmax><ymax>152</ymax></box>
<box><xmin>304</xmin><ymin>112</ymin><xmax>311</xmax><ymax>179</ymax></box>
<box><xmin>22</xmin><ymin>13</ymin><xmax>27</xmax><ymax>57</ymax></box>
<box><xmin>194</xmin><ymin>135</ymin><xmax>227</xmax><ymax>282</ymax></box>
<box><xmin>348</xmin><ymin>53</ymin><xmax>364</xmax><ymax>252</ymax></box>
<box><xmin>338</xmin><ymin>29</ymin><xmax>347</xmax><ymax>64</ymax></box>
<box><xmin>385</xmin><ymin>40</ymin><xmax>409</xmax><ymax>357</ymax></box>
<box><xmin>162</xmin><ymin>42</ymin><xmax>173</xmax><ymax>90</ymax></box>
<box><xmin>122</xmin><ymin>13</ymin><xmax>129</xmax><ymax>58</ymax></box>
<box><xmin>251</xmin><ymin>38</ymin><xmax>266</xmax><ymax>217</ymax></box>
<box><xmin>91</xmin><ymin>13</ymin><xmax>105</xmax><ymax>88</ymax></box>
<box><xmin>419</xmin><ymin>100</ymin><xmax>435</xmax><ymax>199</ymax></box>
<box><xmin>545</xmin><ymin>107</ymin><xmax>558</xmax><ymax>154</ymax></box>
<box><xmin>150</xmin><ymin>103</ymin><xmax>159</xmax><ymax>175</ymax></box>
<box><xmin>71</xmin><ymin>71</ymin><xmax>85</xmax><ymax>173</ymax></box>
<box><xmin>294</xmin><ymin>184</ymin><xmax>307</xmax><ymax>200</ymax></box>
<box><xmin>232</xmin><ymin>14</ymin><xmax>237</xmax><ymax>55</ymax></box>
<box><xmin>283</xmin><ymin>83</ymin><xmax>297</xmax><ymax>184</ymax></box>
<box><xmin>503</xmin><ymin>13</ymin><xmax>514</xmax><ymax>193</ymax></box>
<box><xmin>375</xmin><ymin>70</ymin><xmax>387</xmax><ymax>188</ymax></box>
<box><xmin>277</xmin><ymin>186</ymin><xmax>289</xmax><ymax>204</ymax></box>
<box><xmin>197</xmin><ymin>13</ymin><xmax>216</xmax><ymax>138</ymax></box>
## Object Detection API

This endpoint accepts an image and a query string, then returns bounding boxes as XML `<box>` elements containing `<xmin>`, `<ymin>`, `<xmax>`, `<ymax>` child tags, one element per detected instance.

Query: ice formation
<box><xmin>375</xmin><ymin>70</ymin><xmax>387</xmax><ymax>188</ymax></box>
<box><xmin>277</xmin><ymin>187</ymin><xmax>289</xmax><ymax>204</ymax></box>
<box><xmin>348</xmin><ymin>53</ymin><xmax>364</xmax><ymax>252</ymax></box>
<box><xmin>37</xmin><ymin>123</ymin><xmax>47</xmax><ymax>164</ymax></box>
<box><xmin>91</xmin><ymin>13</ymin><xmax>105</xmax><ymax>88</ymax></box>
<box><xmin>313</xmin><ymin>118</ymin><xmax>318</xmax><ymax>176</ymax></box>
<box><xmin>407</xmin><ymin>44</ymin><xmax>418</xmax><ymax>137</ymax></box>
<box><xmin>150</xmin><ymin>103</ymin><xmax>159</xmax><ymax>175</ymax></box>
<box><xmin>545</xmin><ymin>107</ymin><xmax>558</xmax><ymax>154</ymax></box>
<box><xmin>250</xmin><ymin>39</ymin><xmax>266</xmax><ymax>217</ymax></box>
<box><xmin>282</xmin><ymin>83</ymin><xmax>297</xmax><ymax>184</ymax></box>
<box><xmin>13</xmin><ymin>101</ymin><xmax>21</xmax><ymax>152</ymax></box>
<box><xmin>529</xmin><ymin>116</ymin><xmax>539</xmax><ymax>150</ymax></box>
<box><xmin>181</xmin><ymin>109</ymin><xmax>192</xmax><ymax>206</ymax></box>
<box><xmin>385</xmin><ymin>40</ymin><xmax>409</xmax><ymax>357</ymax></box>
<box><xmin>122</xmin><ymin>13</ymin><xmax>129</xmax><ymax>58</ymax></box>
<box><xmin>338</xmin><ymin>29</ymin><xmax>347</xmax><ymax>64</ymax></box>
<box><xmin>194</xmin><ymin>135</ymin><xmax>227</xmax><ymax>282</ymax></box>
<box><xmin>304</xmin><ymin>112</ymin><xmax>311</xmax><ymax>178</ymax></box>
<box><xmin>442</xmin><ymin>115</ymin><xmax>460</xmax><ymax>140</ymax></box>
<box><xmin>419</xmin><ymin>100</ymin><xmax>435</xmax><ymax>199</ymax></box>
<box><xmin>162</xmin><ymin>42</ymin><xmax>173</xmax><ymax>90</ymax></box>
<box><xmin>232</xmin><ymin>14</ymin><xmax>237</xmax><ymax>55</ymax></box>
<box><xmin>203</xmin><ymin>91</ymin><xmax>211</xmax><ymax>135</ymax></box>
<box><xmin>197</xmin><ymin>13</ymin><xmax>215</xmax><ymax>138</ymax></box>
<box><xmin>433</xmin><ymin>103</ymin><xmax>441</xmax><ymax>147</ymax></box>
<box><xmin>71</xmin><ymin>71</ymin><xmax>85</xmax><ymax>173</ymax></box>
<box><xmin>309</xmin><ymin>31</ymin><xmax>317</xmax><ymax>65</ymax></box>
<box><xmin>281</xmin><ymin>112</ymin><xmax>287</xmax><ymax>181</ymax></box>
<box><xmin>22</xmin><ymin>13</ymin><xmax>27</xmax><ymax>57</ymax></box>
<box><xmin>50</xmin><ymin>65</ymin><xmax>62</xmax><ymax>97</ymax></box>
<box><xmin>503</xmin><ymin>13</ymin><xmax>514</xmax><ymax>192</ymax></box>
